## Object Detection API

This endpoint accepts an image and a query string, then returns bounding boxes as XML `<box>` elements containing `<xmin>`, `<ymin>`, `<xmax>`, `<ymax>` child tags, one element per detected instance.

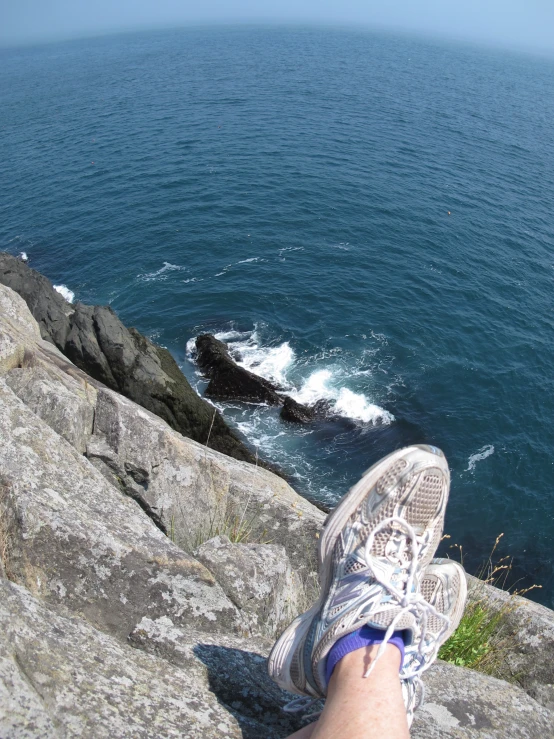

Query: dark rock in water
<box><xmin>0</xmin><ymin>251</ymin><xmax>73</xmax><ymax>348</ymax></box>
<box><xmin>280</xmin><ymin>396</ymin><xmax>333</xmax><ymax>424</ymax></box>
<box><xmin>0</xmin><ymin>252</ymin><xmax>258</xmax><ymax>465</ymax></box>
<box><xmin>196</xmin><ymin>333</ymin><xmax>282</xmax><ymax>405</ymax></box>
<box><xmin>280</xmin><ymin>396</ymin><xmax>315</xmax><ymax>423</ymax></box>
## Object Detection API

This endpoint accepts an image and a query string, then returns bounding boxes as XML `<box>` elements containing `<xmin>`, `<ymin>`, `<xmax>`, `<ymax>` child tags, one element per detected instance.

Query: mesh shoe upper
<box><xmin>268</xmin><ymin>446</ymin><xmax>451</xmax><ymax>699</ymax></box>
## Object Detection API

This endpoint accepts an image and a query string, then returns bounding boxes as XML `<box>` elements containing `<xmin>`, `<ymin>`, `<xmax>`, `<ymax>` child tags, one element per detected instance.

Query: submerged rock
<box><xmin>196</xmin><ymin>333</ymin><xmax>283</xmax><ymax>404</ymax></box>
<box><xmin>0</xmin><ymin>252</ymin><xmax>257</xmax><ymax>465</ymax></box>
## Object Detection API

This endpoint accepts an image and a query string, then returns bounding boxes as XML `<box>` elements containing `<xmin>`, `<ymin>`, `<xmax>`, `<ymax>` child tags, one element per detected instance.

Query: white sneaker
<box><xmin>403</xmin><ymin>559</ymin><xmax>467</xmax><ymax>726</ymax></box>
<box><xmin>268</xmin><ymin>445</ymin><xmax>450</xmax><ymax>697</ymax></box>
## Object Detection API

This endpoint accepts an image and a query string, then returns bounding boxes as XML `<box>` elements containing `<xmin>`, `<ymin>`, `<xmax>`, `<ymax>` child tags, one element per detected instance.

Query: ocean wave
<box><xmin>53</xmin><ymin>284</ymin><xmax>75</xmax><ymax>303</ymax></box>
<box><xmin>188</xmin><ymin>325</ymin><xmax>393</xmax><ymax>426</ymax></box>
<box><xmin>225</xmin><ymin>330</ymin><xmax>295</xmax><ymax>388</ymax></box>
<box><xmin>289</xmin><ymin>368</ymin><xmax>393</xmax><ymax>424</ymax></box>
<box><xmin>138</xmin><ymin>262</ymin><xmax>186</xmax><ymax>282</ymax></box>
<box><xmin>466</xmin><ymin>444</ymin><xmax>495</xmax><ymax>472</ymax></box>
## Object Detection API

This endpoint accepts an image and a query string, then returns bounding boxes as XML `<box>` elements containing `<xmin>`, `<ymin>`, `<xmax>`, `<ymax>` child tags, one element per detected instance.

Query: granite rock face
<box><xmin>412</xmin><ymin>660</ymin><xmax>553</xmax><ymax>739</ymax></box>
<box><xmin>194</xmin><ymin>535</ymin><xmax>300</xmax><ymax>635</ymax></box>
<box><xmin>129</xmin><ymin>616</ymin><xmax>311</xmax><ymax>738</ymax></box>
<box><xmin>0</xmin><ymin>252</ymin><xmax>258</xmax><ymax>465</ymax></box>
<box><xmin>0</xmin><ymin>377</ymin><xmax>245</xmax><ymax>640</ymax></box>
<box><xmin>0</xmin><ymin>279</ymin><xmax>41</xmax><ymax>372</ymax></box>
<box><xmin>0</xmin><ymin>580</ymin><xmax>246</xmax><ymax>739</ymax></box>
<box><xmin>84</xmin><ymin>382</ymin><xmax>324</xmax><ymax>572</ymax></box>
<box><xmin>465</xmin><ymin>574</ymin><xmax>554</xmax><ymax>711</ymax></box>
<box><xmin>6</xmin><ymin>364</ymin><xmax>95</xmax><ymax>454</ymax></box>
<box><xmin>196</xmin><ymin>333</ymin><xmax>283</xmax><ymax>405</ymax></box>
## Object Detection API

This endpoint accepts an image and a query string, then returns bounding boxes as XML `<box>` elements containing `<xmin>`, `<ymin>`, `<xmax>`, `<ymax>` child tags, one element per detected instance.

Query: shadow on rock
<box><xmin>193</xmin><ymin>642</ymin><xmax>321</xmax><ymax>738</ymax></box>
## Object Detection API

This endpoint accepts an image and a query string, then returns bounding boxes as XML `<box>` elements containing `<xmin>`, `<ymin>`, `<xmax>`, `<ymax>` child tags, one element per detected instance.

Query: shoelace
<box><xmin>361</xmin><ymin>515</ymin><xmax>450</xmax><ymax>679</ymax></box>
<box><xmin>283</xmin><ymin>696</ymin><xmax>322</xmax><ymax>720</ymax></box>
<box><xmin>281</xmin><ymin>517</ymin><xmax>447</xmax><ymax>718</ymax></box>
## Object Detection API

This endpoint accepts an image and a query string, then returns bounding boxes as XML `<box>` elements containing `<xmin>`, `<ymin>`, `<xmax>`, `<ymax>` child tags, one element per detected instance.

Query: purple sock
<box><xmin>325</xmin><ymin>626</ymin><xmax>406</xmax><ymax>686</ymax></box>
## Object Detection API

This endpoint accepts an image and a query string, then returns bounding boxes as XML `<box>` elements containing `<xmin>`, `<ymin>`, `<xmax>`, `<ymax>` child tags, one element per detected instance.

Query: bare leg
<box><xmin>286</xmin><ymin>723</ymin><xmax>317</xmax><ymax>739</ymax></box>
<box><xmin>286</xmin><ymin>644</ymin><xmax>409</xmax><ymax>739</ymax></box>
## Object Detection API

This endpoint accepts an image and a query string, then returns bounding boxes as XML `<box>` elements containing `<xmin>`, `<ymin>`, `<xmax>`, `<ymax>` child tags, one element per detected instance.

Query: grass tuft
<box><xmin>438</xmin><ymin>534</ymin><xmax>541</xmax><ymax>678</ymax></box>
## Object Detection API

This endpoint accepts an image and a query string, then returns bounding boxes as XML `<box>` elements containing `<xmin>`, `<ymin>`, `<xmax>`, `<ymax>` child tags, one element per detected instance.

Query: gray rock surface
<box><xmin>0</xmin><ymin>252</ymin><xmax>260</xmax><ymax>465</ymax></box>
<box><xmin>465</xmin><ymin>573</ymin><xmax>554</xmax><ymax>711</ymax></box>
<box><xmin>0</xmin><ymin>378</ymin><xmax>244</xmax><ymax>640</ymax></box>
<box><xmin>0</xmin><ymin>579</ymin><xmax>246</xmax><ymax>738</ymax></box>
<box><xmin>413</xmin><ymin>660</ymin><xmax>553</xmax><ymax>739</ymax></box>
<box><xmin>194</xmin><ymin>535</ymin><xmax>300</xmax><ymax>635</ymax></box>
<box><xmin>129</xmin><ymin>615</ymin><xmax>317</xmax><ymax>737</ymax></box>
<box><xmin>85</xmin><ymin>384</ymin><xmax>325</xmax><ymax>574</ymax></box>
<box><xmin>0</xmin><ymin>281</ymin><xmax>41</xmax><ymax>372</ymax></box>
<box><xmin>6</xmin><ymin>364</ymin><xmax>95</xmax><ymax>454</ymax></box>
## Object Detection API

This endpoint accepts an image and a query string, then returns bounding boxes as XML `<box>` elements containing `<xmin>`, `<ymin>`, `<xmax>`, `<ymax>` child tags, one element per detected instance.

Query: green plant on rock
<box><xmin>438</xmin><ymin>534</ymin><xmax>541</xmax><ymax>678</ymax></box>
<box><xmin>438</xmin><ymin>597</ymin><xmax>509</xmax><ymax>672</ymax></box>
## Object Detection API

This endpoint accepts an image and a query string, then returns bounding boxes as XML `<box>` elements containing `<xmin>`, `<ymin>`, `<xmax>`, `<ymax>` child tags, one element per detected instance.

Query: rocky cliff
<box><xmin>0</xmin><ymin>252</ymin><xmax>266</xmax><ymax>467</ymax></box>
<box><xmin>1</xmin><ymin>277</ymin><xmax>553</xmax><ymax>738</ymax></box>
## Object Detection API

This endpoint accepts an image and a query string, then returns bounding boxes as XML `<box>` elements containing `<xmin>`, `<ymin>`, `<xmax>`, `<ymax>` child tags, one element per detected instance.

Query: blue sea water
<box><xmin>1</xmin><ymin>27</ymin><xmax>554</xmax><ymax>606</ymax></box>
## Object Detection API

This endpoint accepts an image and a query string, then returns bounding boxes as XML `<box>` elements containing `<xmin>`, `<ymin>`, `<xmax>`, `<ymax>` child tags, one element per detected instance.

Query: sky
<box><xmin>1</xmin><ymin>0</ymin><xmax>554</xmax><ymax>54</ymax></box>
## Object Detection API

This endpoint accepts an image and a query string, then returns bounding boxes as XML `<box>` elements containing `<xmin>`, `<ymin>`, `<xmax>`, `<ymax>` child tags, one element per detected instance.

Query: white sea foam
<box><xmin>233</xmin><ymin>336</ymin><xmax>295</xmax><ymax>388</ymax></box>
<box><xmin>290</xmin><ymin>368</ymin><xmax>393</xmax><ymax>425</ymax></box>
<box><xmin>466</xmin><ymin>445</ymin><xmax>495</xmax><ymax>472</ymax></box>
<box><xmin>292</xmin><ymin>369</ymin><xmax>334</xmax><ymax>405</ymax></box>
<box><xmin>214</xmin><ymin>329</ymin><xmax>252</xmax><ymax>342</ymax></box>
<box><xmin>335</xmin><ymin>388</ymin><xmax>394</xmax><ymax>424</ymax></box>
<box><xmin>19</xmin><ymin>251</ymin><xmax>28</xmax><ymax>262</ymax></box>
<box><xmin>185</xmin><ymin>337</ymin><xmax>197</xmax><ymax>358</ymax></box>
<box><xmin>187</xmin><ymin>325</ymin><xmax>393</xmax><ymax>425</ymax></box>
<box><xmin>53</xmin><ymin>284</ymin><xmax>75</xmax><ymax>303</ymax></box>
<box><xmin>139</xmin><ymin>262</ymin><xmax>186</xmax><ymax>282</ymax></box>
<box><xmin>237</xmin><ymin>257</ymin><xmax>260</xmax><ymax>264</ymax></box>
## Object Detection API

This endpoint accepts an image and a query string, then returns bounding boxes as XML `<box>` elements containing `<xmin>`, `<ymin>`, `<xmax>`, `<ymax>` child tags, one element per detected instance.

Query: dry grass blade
<box><xmin>438</xmin><ymin>534</ymin><xmax>541</xmax><ymax>678</ymax></box>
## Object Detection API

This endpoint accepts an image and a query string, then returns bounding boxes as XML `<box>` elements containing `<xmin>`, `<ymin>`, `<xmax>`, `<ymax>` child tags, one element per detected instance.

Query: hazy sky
<box><xmin>2</xmin><ymin>0</ymin><xmax>554</xmax><ymax>54</ymax></box>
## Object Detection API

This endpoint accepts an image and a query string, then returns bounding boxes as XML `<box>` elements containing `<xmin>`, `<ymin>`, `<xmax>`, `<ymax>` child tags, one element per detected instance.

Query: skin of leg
<box><xmin>286</xmin><ymin>722</ymin><xmax>318</xmax><ymax>739</ymax></box>
<box><xmin>286</xmin><ymin>644</ymin><xmax>409</xmax><ymax>739</ymax></box>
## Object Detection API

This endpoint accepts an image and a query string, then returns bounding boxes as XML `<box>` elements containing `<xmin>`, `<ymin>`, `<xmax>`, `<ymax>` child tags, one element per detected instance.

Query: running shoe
<box><xmin>403</xmin><ymin>558</ymin><xmax>467</xmax><ymax>726</ymax></box>
<box><xmin>268</xmin><ymin>445</ymin><xmax>450</xmax><ymax>697</ymax></box>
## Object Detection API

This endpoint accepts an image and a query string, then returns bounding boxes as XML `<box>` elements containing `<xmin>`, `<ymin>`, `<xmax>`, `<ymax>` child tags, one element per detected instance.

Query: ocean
<box><xmin>1</xmin><ymin>26</ymin><xmax>554</xmax><ymax>606</ymax></box>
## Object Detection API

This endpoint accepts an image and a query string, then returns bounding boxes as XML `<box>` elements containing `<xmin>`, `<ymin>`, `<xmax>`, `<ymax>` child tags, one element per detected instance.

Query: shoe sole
<box><xmin>268</xmin><ymin>445</ymin><xmax>449</xmax><ymax>696</ymax></box>
<box><xmin>428</xmin><ymin>558</ymin><xmax>468</xmax><ymax>641</ymax></box>
<box><xmin>267</xmin><ymin>603</ymin><xmax>321</xmax><ymax>696</ymax></box>
<box><xmin>318</xmin><ymin>445</ymin><xmax>449</xmax><ymax>594</ymax></box>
